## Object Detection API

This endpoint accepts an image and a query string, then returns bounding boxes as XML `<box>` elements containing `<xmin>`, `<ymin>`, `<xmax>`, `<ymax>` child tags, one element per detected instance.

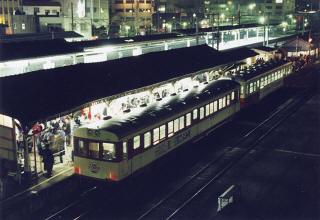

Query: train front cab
<box><xmin>73</xmin><ymin>130</ymin><xmax>129</xmax><ymax>182</ymax></box>
<box><xmin>239</xmin><ymin>81</ymin><xmax>260</xmax><ymax>108</ymax></box>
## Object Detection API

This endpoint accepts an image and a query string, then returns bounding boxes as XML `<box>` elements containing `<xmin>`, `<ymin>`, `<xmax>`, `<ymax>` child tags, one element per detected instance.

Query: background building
<box><xmin>110</xmin><ymin>0</ymin><xmax>154</xmax><ymax>37</ymax></box>
<box><xmin>0</xmin><ymin>0</ymin><xmax>22</xmax><ymax>34</ymax></box>
<box><xmin>204</xmin><ymin>0</ymin><xmax>296</xmax><ymax>25</ymax></box>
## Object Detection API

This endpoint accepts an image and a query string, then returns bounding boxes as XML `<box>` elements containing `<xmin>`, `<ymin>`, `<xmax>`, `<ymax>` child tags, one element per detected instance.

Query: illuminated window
<box><xmin>102</xmin><ymin>143</ymin><xmax>115</xmax><ymax>160</ymax></box>
<box><xmin>160</xmin><ymin>125</ymin><xmax>166</xmax><ymax>140</ymax></box>
<box><xmin>226</xmin><ymin>95</ymin><xmax>230</xmax><ymax>106</ymax></box>
<box><xmin>133</xmin><ymin>135</ymin><xmax>140</xmax><ymax>149</ymax></box>
<box><xmin>200</xmin><ymin>107</ymin><xmax>204</xmax><ymax>119</ymax></box>
<box><xmin>219</xmin><ymin>98</ymin><xmax>223</xmax><ymax>109</ymax></box>
<box><xmin>222</xmin><ymin>97</ymin><xmax>226</xmax><ymax>108</ymax></box>
<box><xmin>144</xmin><ymin>132</ymin><xmax>151</xmax><ymax>148</ymax></box>
<box><xmin>206</xmin><ymin>104</ymin><xmax>210</xmax><ymax>117</ymax></box>
<box><xmin>193</xmin><ymin>109</ymin><xmax>198</xmax><ymax>120</ymax></box>
<box><xmin>179</xmin><ymin>116</ymin><xmax>185</xmax><ymax>129</ymax></box>
<box><xmin>209</xmin><ymin>103</ymin><xmax>214</xmax><ymax>114</ymax></box>
<box><xmin>214</xmin><ymin>101</ymin><xmax>218</xmax><ymax>112</ymax></box>
<box><xmin>174</xmin><ymin>119</ymin><xmax>179</xmax><ymax>133</ymax></box>
<box><xmin>231</xmin><ymin>91</ymin><xmax>235</xmax><ymax>100</ymax></box>
<box><xmin>88</xmin><ymin>142</ymin><xmax>99</xmax><ymax>159</ymax></box>
<box><xmin>168</xmin><ymin>121</ymin><xmax>174</xmax><ymax>137</ymax></box>
<box><xmin>186</xmin><ymin>113</ymin><xmax>191</xmax><ymax>126</ymax></box>
<box><xmin>241</xmin><ymin>86</ymin><xmax>244</xmax><ymax>95</ymax></box>
<box><xmin>249</xmin><ymin>83</ymin><xmax>253</xmax><ymax>94</ymax></box>
<box><xmin>153</xmin><ymin>128</ymin><xmax>159</xmax><ymax>145</ymax></box>
<box><xmin>123</xmin><ymin>142</ymin><xmax>127</xmax><ymax>158</ymax></box>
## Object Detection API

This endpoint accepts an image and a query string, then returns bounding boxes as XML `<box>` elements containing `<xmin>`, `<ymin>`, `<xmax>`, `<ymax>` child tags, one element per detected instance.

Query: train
<box><xmin>73</xmin><ymin>59</ymin><xmax>293</xmax><ymax>181</ymax></box>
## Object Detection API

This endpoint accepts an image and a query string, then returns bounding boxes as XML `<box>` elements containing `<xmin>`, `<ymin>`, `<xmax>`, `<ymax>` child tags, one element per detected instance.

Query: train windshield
<box><xmin>74</xmin><ymin>137</ymin><xmax>116</xmax><ymax>161</ymax></box>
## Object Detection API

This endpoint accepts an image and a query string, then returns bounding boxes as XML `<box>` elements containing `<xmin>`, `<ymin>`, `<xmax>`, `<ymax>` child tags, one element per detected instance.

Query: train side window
<box><xmin>186</xmin><ymin>113</ymin><xmax>191</xmax><ymax>126</ymax></box>
<box><xmin>257</xmin><ymin>80</ymin><xmax>260</xmax><ymax>88</ymax></box>
<box><xmin>240</xmin><ymin>86</ymin><xmax>244</xmax><ymax>95</ymax></box>
<box><xmin>174</xmin><ymin>119</ymin><xmax>179</xmax><ymax>133</ymax></box>
<box><xmin>144</xmin><ymin>132</ymin><xmax>151</xmax><ymax>148</ymax></box>
<box><xmin>153</xmin><ymin>127</ymin><xmax>160</xmax><ymax>145</ymax></box>
<box><xmin>179</xmin><ymin>116</ymin><xmax>185</xmax><ymax>129</ymax></box>
<box><xmin>77</xmin><ymin>140</ymin><xmax>88</xmax><ymax>157</ymax></box>
<box><xmin>193</xmin><ymin>109</ymin><xmax>198</xmax><ymax>120</ymax></box>
<box><xmin>102</xmin><ymin>143</ymin><xmax>115</xmax><ymax>160</ymax></box>
<box><xmin>133</xmin><ymin>135</ymin><xmax>140</xmax><ymax>149</ymax></box>
<box><xmin>226</xmin><ymin>95</ymin><xmax>230</xmax><ymax>106</ymax></box>
<box><xmin>209</xmin><ymin>103</ymin><xmax>214</xmax><ymax>114</ymax></box>
<box><xmin>168</xmin><ymin>121</ymin><xmax>174</xmax><ymax>137</ymax></box>
<box><xmin>88</xmin><ymin>142</ymin><xmax>100</xmax><ymax>159</ymax></box>
<box><xmin>200</xmin><ymin>107</ymin><xmax>204</xmax><ymax>119</ymax></box>
<box><xmin>160</xmin><ymin>125</ymin><xmax>166</xmax><ymax>141</ymax></box>
<box><xmin>214</xmin><ymin>101</ymin><xmax>218</xmax><ymax>112</ymax></box>
<box><xmin>249</xmin><ymin>83</ymin><xmax>253</xmax><ymax>94</ymax></box>
<box><xmin>205</xmin><ymin>104</ymin><xmax>210</xmax><ymax>117</ymax></box>
<box><xmin>231</xmin><ymin>91</ymin><xmax>235</xmax><ymax>100</ymax></box>
<box><xmin>223</xmin><ymin>97</ymin><xmax>226</xmax><ymax>108</ymax></box>
<box><xmin>218</xmin><ymin>99</ymin><xmax>222</xmax><ymax>110</ymax></box>
<box><xmin>123</xmin><ymin>142</ymin><xmax>127</xmax><ymax>159</ymax></box>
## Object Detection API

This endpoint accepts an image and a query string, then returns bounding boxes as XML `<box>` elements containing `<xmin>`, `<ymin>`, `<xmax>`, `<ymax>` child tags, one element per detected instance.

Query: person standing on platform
<box><xmin>43</xmin><ymin>144</ymin><xmax>54</xmax><ymax>177</ymax></box>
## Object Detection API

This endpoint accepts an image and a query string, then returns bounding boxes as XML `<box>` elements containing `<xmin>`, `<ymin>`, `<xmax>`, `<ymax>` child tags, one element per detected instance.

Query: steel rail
<box><xmin>137</xmin><ymin>88</ymin><xmax>312</xmax><ymax>220</ymax></box>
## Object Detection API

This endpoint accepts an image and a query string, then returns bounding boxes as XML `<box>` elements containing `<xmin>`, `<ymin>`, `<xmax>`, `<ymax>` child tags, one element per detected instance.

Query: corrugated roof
<box><xmin>0</xmin><ymin>45</ymin><xmax>256</xmax><ymax>125</ymax></box>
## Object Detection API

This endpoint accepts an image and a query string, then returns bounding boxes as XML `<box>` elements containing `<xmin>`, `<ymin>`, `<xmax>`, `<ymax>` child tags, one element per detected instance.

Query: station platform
<box><xmin>0</xmin><ymin>162</ymin><xmax>74</xmax><ymax>220</ymax></box>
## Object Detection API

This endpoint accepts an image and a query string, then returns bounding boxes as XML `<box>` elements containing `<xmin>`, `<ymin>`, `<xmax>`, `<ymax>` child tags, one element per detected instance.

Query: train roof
<box><xmin>233</xmin><ymin>59</ymin><xmax>290</xmax><ymax>82</ymax></box>
<box><xmin>83</xmin><ymin>79</ymin><xmax>240</xmax><ymax>139</ymax></box>
<box><xmin>1</xmin><ymin>45</ymin><xmax>253</xmax><ymax>126</ymax></box>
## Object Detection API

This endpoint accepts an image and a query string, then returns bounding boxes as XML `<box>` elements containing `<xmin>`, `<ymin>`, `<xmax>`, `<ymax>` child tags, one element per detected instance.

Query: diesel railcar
<box><xmin>234</xmin><ymin>59</ymin><xmax>292</xmax><ymax>107</ymax></box>
<box><xmin>73</xmin><ymin>79</ymin><xmax>240</xmax><ymax>181</ymax></box>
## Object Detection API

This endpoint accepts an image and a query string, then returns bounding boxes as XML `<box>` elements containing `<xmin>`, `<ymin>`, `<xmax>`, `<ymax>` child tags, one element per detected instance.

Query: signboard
<box><xmin>0</xmin><ymin>114</ymin><xmax>16</xmax><ymax>162</ymax></box>
<box><xmin>217</xmin><ymin>185</ymin><xmax>241</xmax><ymax>212</ymax></box>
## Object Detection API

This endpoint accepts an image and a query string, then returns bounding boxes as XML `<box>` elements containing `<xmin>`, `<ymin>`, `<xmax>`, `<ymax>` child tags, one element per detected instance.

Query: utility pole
<box><xmin>71</xmin><ymin>2</ymin><xmax>74</xmax><ymax>31</ymax></box>
<box><xmin>193</xmin><ymin>13</ymin><xmax>199</xmax><ymax>45</ymax></box>
<box><xmin>217</xmin><ymin>12</ymin><xmax>220</xmax><ymax>50</ymax></box>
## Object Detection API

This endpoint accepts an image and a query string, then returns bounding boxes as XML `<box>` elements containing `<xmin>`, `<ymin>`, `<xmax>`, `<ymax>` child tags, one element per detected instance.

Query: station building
<box><xmin>0</xmin><ymin>44</ymin><xmax>261</xmax><ymax>182</ymax></box>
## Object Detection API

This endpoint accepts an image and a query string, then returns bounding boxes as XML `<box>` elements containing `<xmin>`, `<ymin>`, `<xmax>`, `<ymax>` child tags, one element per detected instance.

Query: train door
<box><xmin>120</xmin><ymin>141</ymin><xmax>132</xmax><ymax>178</ymax></box>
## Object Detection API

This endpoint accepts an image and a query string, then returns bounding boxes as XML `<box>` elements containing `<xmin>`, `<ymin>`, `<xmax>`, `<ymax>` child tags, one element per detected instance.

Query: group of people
<box><xmin>289</xmin><ymin>54</ymin><xmax>314</xmax><ymax>71</ymax></box>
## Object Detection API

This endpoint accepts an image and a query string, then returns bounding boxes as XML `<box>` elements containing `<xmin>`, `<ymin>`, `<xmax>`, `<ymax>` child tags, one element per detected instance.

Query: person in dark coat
<box><xmin>43</xmin><ymin>144</ymin><xmax>54</xmax><ymax>177</ymax></box>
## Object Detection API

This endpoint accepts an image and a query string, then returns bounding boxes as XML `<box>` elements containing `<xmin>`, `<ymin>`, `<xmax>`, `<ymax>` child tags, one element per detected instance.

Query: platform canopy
<box><xmin>0</xmin><ymin>45</ymin><xmax>257</xmax><ymax>126</ymax></box>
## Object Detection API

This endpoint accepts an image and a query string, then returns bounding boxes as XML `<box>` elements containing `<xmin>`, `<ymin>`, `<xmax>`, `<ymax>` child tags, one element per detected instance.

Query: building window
<box><xmin>144</xmin><ymin>132</ymin><xmax>151</xmax><ymax>148</ymax></box>
<box><xmin>21</xmin><ymin>23</ymin><xmax>25</xmax><ymax>30</ymax></box>
<box><xmin>34</xmin><ymin>7</ymin><xmax>39</xmax><ymax>14</ymax></box>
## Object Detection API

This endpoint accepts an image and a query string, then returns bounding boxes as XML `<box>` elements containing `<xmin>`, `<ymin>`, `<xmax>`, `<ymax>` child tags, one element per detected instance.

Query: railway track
<box><xmin>136</xmin><ymin>88</ymin><xmax>314</xmax><ymax>220</ymax></box>
<box><xmin>42</xmin><ymin>85</ymin><xmax>316</xmax><ymax>220</ymax></box>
